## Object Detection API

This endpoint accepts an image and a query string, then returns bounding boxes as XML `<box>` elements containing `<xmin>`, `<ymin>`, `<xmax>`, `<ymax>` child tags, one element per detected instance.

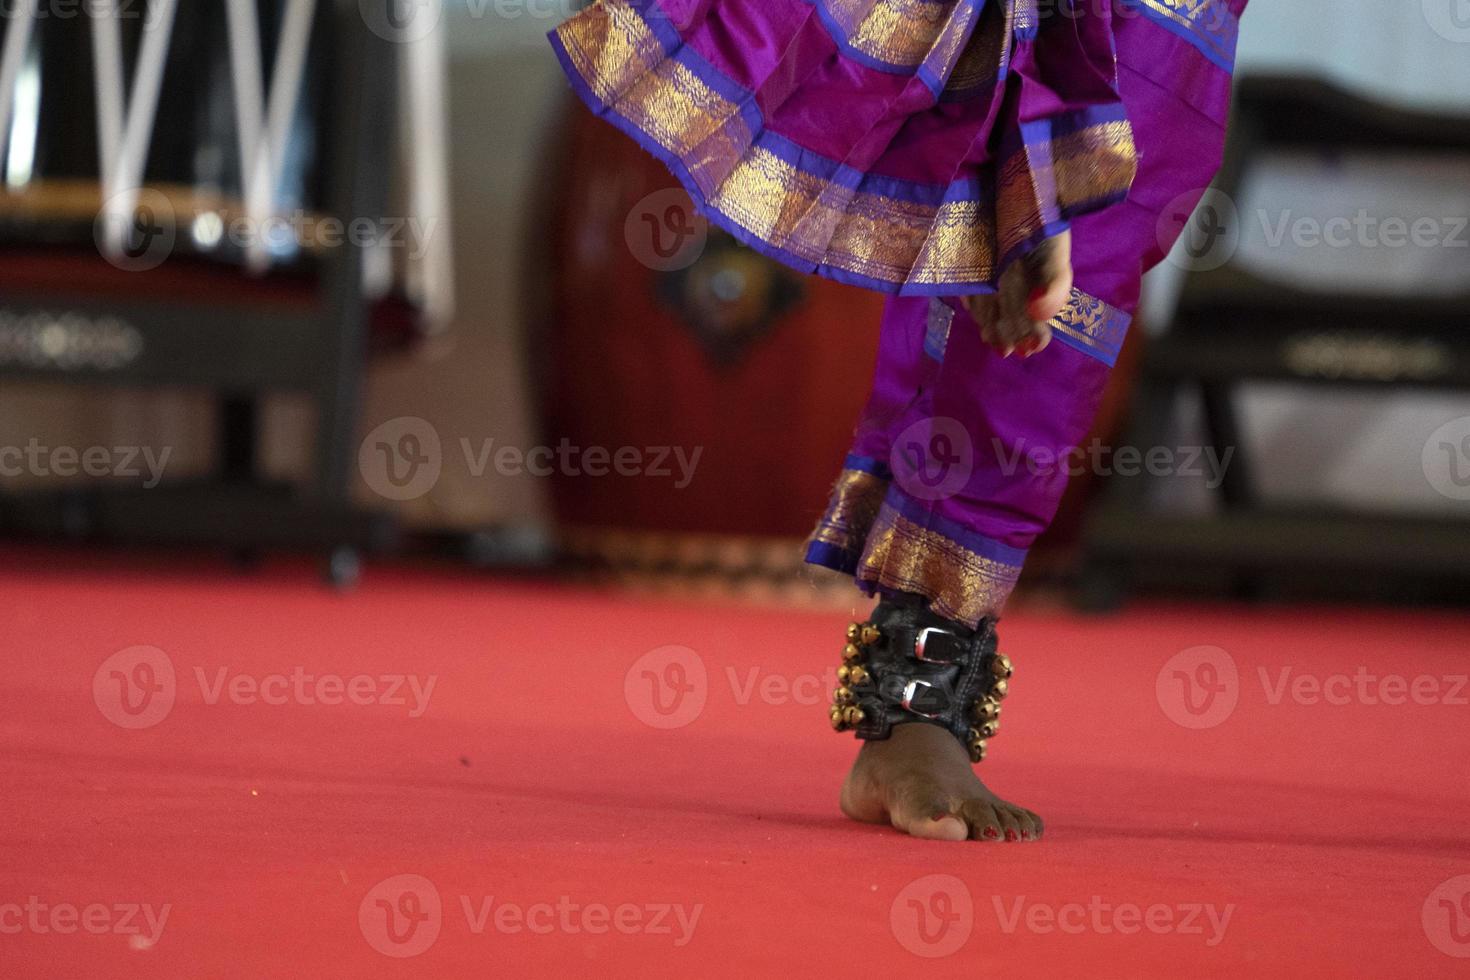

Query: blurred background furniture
<box><xmin>0</xmin><ymin>0</ymin><xmax>455</xmax><ymax>584</ymax></box>
<box><xmin>4</xmin><ymin>2</ymin><xmax>1468</xmax><ymax>609</ymax></box>
<box><xmin>1082</xmin><ymin>75</ymin><xmax>1470</xmax><ymax>608</ymax></box>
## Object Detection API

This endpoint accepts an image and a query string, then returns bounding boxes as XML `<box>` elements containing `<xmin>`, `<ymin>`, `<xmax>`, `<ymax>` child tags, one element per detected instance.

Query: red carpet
<box><xmin>3</xmin><ymin>553</ymin><xmax>1468</xmax><ymax>977</ymax></box>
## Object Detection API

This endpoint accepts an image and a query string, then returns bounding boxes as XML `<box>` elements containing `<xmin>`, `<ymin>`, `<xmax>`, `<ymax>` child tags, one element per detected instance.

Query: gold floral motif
<box><xmin>1047</xmin><ymin>288</ymin><xmax>1131</xmax><ymax>357</ymax></box>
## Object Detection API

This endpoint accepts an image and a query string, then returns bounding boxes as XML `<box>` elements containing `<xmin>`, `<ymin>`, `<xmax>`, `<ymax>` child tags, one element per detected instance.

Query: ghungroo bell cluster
<box><xmin>828</xmin><ymin>596</ymin><xmax>1011</xmax><ymax>763</ymax></box>
<box><xmin>828</xmin><ymin>621</ymin><xmax>880</xmax><ymax>731</ymax></box>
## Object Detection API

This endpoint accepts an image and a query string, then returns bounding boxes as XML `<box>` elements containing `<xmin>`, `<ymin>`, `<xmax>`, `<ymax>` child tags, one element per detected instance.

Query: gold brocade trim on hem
<box><xmin>556</xmin><ymin>2</ymin><xmax>669</xmax><ymax>105</ymax></box>
<box><xmin>996</xmin><ymin>120</ymin><xmax>1139</xmax><ymax>258</ymax></box>
<box><xmin>854</xmin><ymin>504</ymin><xmax>1022</xmax><ymax>626</ymax></box>
<box><xmin>807</xmin><ymin>466</ymin><xmax>890</xmax><ymax>557</ymax></box>
<box><xmin>710</xmin><ymin>148</ymin><xmax>998</xmax><ymax>286</ymax></box>
<box><xmin>555</xmin><ymin>1</ymin><xmax>1138</xmax><ymax>291</ymax></box>
<box><xmin>821</xmin><ymin>0</ymin><xmax>972</xmax><ymax>72</ymax></box>
<box><xmin>557</xmin><ymin>3</ymin><xmax>1005</xmax><ymax>287</ymax></box>
<box><xmin>944</xmin><ymin>0</ymin><xmax>1011</xmax><ymax>97</ymax></box>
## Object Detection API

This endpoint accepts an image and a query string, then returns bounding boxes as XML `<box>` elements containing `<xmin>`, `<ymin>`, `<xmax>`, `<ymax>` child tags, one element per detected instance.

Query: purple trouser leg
<box><xmin>546</xmin><ymin>0</ymin><xmax>1246</xmax><ymax>625</ymax></box>
<box><xmin>804</xmin><ymin>4</ymin><xmax>1243</xmax><ymax>626</ymax></box>
<box><xmin>803</xmin><ymin>291</ymin><xmax>1114</xmax><ymax>626</ymax></box>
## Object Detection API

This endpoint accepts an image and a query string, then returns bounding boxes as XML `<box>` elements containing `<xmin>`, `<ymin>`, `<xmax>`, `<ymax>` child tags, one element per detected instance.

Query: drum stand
<box><xmin>0</xmin><ymin>0</ymin><xmax>422</xmax><ymax>587</ymax></box>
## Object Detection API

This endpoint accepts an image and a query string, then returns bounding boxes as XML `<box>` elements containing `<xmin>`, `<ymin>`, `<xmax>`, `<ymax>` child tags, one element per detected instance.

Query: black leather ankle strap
<box><xmin>829</xmin><ymin>596</ymin><xmax>1011</xmax><ymax>763</ymax></box>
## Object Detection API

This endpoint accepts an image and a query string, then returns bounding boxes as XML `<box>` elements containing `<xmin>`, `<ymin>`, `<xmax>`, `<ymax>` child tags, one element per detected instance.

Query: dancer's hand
<box><xmin>964</xmin><ymin>229</ymin><xmax>1073</xmax><ymax>358</ymax></box>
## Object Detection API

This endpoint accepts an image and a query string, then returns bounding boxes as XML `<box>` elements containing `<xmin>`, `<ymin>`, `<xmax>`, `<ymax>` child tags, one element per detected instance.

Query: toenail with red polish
<box><xmin>1005</xmin><ymin>829</ymin><xmax>1018</xmax><ymax>841</ymax></box>
<box><xmin>1021</xmin><ymin>830</ymin><xmax>1032</xmax><ymax>840</ymax></box>
<box><xmin>984</xmin><ymin>827</ymin><xmax>1000</xmax><ymax>839</ymax></box>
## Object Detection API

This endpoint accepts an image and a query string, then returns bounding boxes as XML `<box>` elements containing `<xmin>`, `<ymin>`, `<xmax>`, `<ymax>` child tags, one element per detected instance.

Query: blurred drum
<box><xmin>0</xmin><ymin>0</ymin><xmax>333</xmax><ymax>272</ymax></box>
<box><xmin>538</xmin><ymin>98</ymin><xmax>1141</xmax><ymax>543</ymax></box>
<box><xmin>539</xmin><ymin>100</ymin><xmax>885</xmax><ymax>538</ymax></box>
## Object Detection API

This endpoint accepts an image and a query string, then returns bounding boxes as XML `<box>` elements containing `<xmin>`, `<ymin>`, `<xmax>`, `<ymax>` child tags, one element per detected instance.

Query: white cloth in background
<box><xmin>1143</xmin><ymin>2</ymin><xmax>1470</xmax><ymax>519</ymax></box>
<box><xmin>1237</xmin><ymin>0</ymin><xmax>1470</xmax><ymax>113</ymax></box>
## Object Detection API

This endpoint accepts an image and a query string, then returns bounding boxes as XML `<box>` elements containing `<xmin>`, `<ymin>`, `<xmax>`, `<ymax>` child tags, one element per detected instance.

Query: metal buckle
<box><xmin>901</xmin><ymin>679</ymin><xmax>944</xmax><ymax>718</ymax></box>
<box><xmin>914</xmin><ymin>627</ymin><xmax>958</xmax><ymax>663</ymax></box>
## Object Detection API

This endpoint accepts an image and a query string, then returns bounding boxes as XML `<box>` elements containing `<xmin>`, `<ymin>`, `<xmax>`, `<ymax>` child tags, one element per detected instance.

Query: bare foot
<box><xmin>965</xmin><ymin>229</ymin><xmax>1073</xmax><ymax>357</ymax></box>
<box><xmin>839</xmin><ymin>723</ymin><xmax>1044</xmax><ymax>842</ymax></box>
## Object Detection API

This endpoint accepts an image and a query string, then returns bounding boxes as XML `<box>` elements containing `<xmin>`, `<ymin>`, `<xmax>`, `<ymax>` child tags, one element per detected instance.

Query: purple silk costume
<box><xmin>551</xmin><ymin>0</ymin><xmax>1246</xmax><ymax>626</ymax></box>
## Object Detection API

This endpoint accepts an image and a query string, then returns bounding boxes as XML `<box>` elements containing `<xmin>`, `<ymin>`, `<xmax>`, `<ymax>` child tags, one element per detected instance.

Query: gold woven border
<box><xmin>711</xmin><ymin>147</ymin><xmax>997</xmax><ymax>286</ymax></box>
<box><xmin>807</xmin><ymin>466</ymin><xmax>891</xmax><ymax>556</ymax></box>
<box><xmin>555</xmin><ymin>3</ymin><xmax>668</xmax><ymax>104</ymax></box>
<box><xmin>944</xmin><ymin>0</ymin><xmax>1010</xmax><ymax>96</ymax></box>
<box><xmin>855</xmin><ymin>504</ymin><xmax>1022</xmax><ymax>625</ymax></box>
<box><xmin>823</xmin><ymin>0</ymin><xmax>954</xmax><ymax>68</ymax></box>
<box><xmin>1134</xmin><ymin>0</ymin><xmax>1238</xmax><ymax>62</ymax></box>
<box><xmin>556</xmin><ymin>2</ymin><xmax>1001</xmax><ymax>286</ymax></box>
<box><xmin>557</xmin><ymin>2</ymin><xmax>1137</xmax><ymax>290</ymax></box>
<box><xmin>996</xmin><ymin>120</ymin><xmax>1138</xmax><ymax>257</ymax></box>
<box><xmin>1011</xmin><ymin>0</ymin><xmax>1039</xmax><ymax>33</ymax></box>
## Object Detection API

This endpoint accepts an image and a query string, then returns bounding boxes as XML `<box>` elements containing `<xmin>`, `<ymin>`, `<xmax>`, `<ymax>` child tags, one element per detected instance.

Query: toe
<box><xmin>959</xmin><ymin>799</ymin><xmax>1004</xmax><ymax>842</ymax></box>
<box><xmin>993</xmin><ymin>806</ymin><xmax>1023</xmax><ymax>843</ymax></box>
<box><xmin>1009</xmin><ymin>807</ymin><xmax>1043</xmax><ymax>841</ymax></box>
<box><xmin>906</xmin><ymin>813</ymin><xmax>970</xmax><ymax>842</ymax></box>
<box><xmin>887</xmin><ymin>781</ymin><xmax>968</xmax><ymax>842</ymax></box>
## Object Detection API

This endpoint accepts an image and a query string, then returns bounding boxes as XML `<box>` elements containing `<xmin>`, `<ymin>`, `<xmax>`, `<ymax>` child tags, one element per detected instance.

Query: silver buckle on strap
<box><xmin>914</xmin><ymin>626</ymin><xmax>958</xmax><ymax>663</ymax></box>
<box><xmin>901</xmin><ymin>679</ymin><xmax>944</xmax><ymax>718</ymax></box>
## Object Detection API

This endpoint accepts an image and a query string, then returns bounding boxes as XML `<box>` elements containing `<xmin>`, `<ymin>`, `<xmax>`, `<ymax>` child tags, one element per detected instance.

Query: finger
<box><xmin>972</xmin><ymin>297</ymin><xmax>1015</xmax><ymax>356</ymax></box>
<box><xmin>966</xmin><ymin>294</ymin><xmax>1001</xmax><ymax>343</ymax></box>
<box><xmin>1021</xmin><ymin>231</ymin><xmax>1074</xmax><ymax>323</ymax></box>
<box><xmin>994</xmin><ymin>264</ymin><xmax>1034</xmax><ymax>352</ymax></box>
<box><xmin>1017</xmin><ymin>322</ymin><xmax>1053</xmax><ymax>358</ymax></box>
